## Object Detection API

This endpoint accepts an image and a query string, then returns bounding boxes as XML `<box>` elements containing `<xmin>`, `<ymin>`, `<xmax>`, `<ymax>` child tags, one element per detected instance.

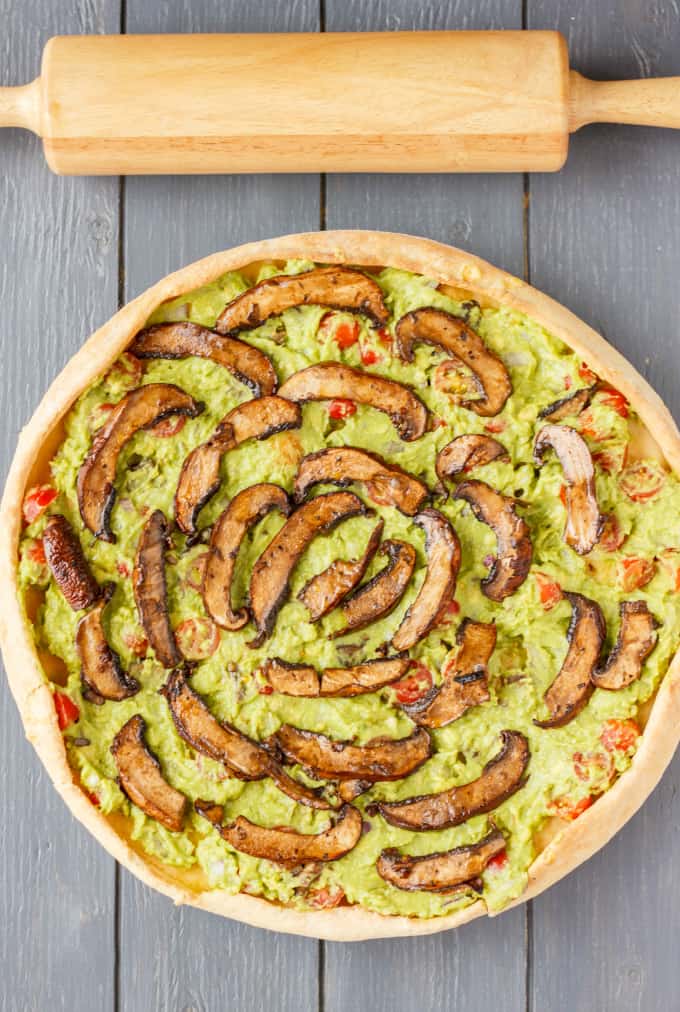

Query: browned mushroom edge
<box><xmin>202</xmin><ymin>483</ymin><xmax>291</xmax><ymax>630</ymax></box>
<box><xmin>111</xmin><ymin>715</ymin><xmax>187</xmax><ymax>833</ymax></box>
<box><xmin>294</xmin><ymin>447</ymin><xmax>428</xmax><ymax>516</ymax></box>
<box><xmin>263</xmin><ymin>656</ymin><xmax>410</xmax><ymax>697</ymax></box>
<box><xmin>215</xmin><ymin>265</ymin><xmax>389</xmax><ymax>335</ymax></box>
<box><xmin>42</xmin><ymin>513</ymin><xmax>101</xmax><ymax>610</ymax></box>
<box><xmin>591</xmin><ymin>600</ymin><xmax>659</xmax><ymax>691</ymax></box>
<box><xmin>133</xmin><ymin>510</ymin><xmax>181</xmax><ymax>669</ymax></box>
<box><xmin>391</xmin><ymin>509</ymin><xmax>461</xmax><ymax>652</ymax></box>
<box><xmin>271</xmin><ymin>724</ymin><xmax>433</xmax><ymax>782</ymax></box>
<box><xmin>534</xmin><ymin>592</ymin><xmax>605</xmax><ymax>728</ymax></box>
<box><xmin>77</xmin><ymin>594</ymin><xmax>140</xmax><ymax>703</ymax></box>
<box><xmin>377</xmin><ymin>828</ymin><xmax>506</xmax><ymax>893</ymax></box>
<box><xmin>297</xmin><ymin>519</ymin><xmax>384</xmax><ymax>621</ymax></box>
<box><xmin>534</xmin><ymin>424</ymin><xmax>603</xmax><ymax>555</ymax></box>
<box><xmin>402</xmin><ymin>619</ymin><xmax>496</xmax><ymax>728</ymax></box>
<box><xmin>394</xmin><ymin>307</ymin><xmax>512</xmax><ymax>417</ymax></box>
<box><xmin>175</xmin><ymin>395</ymin><xmax>301</xmax><ymax>538</ymax></box>
<box><xmin>331</xmin><ymin>539</ymin><xmax>417</xmax><ymax>639</ymax></box>
<box><xmin>435</xmin><ymin>434</ymin><xmax>508</xmax><ymax>483</ymax></box>
<box><xmin>453</xmin><ymin>480</ymin><xmax>532</xmax><ymax>601</ymax></box>
<box><xmin>538</xmin><ymin>385</ymin><xmax>596</xmax><ymax>422</ymax></box>
<box><xmin>375</xmin><ymin>730</ymin><xmax>529</xmax><ymax>830</ymax></box>
<box><xmin>77</xmin><ymin>383</ymin><xmax>202</xmax><ymax>542</ymax></box>
<box><xmin>278</xmin><ymin>363</ymin><xmax>428</xmax><ymax>442</ymax></box>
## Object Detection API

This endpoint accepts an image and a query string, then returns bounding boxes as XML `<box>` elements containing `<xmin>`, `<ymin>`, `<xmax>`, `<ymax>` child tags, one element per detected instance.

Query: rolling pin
<box><xmin>1</xmin><ymin>31</ymin><xmax>679</xmax><ymax>175</ymax></box>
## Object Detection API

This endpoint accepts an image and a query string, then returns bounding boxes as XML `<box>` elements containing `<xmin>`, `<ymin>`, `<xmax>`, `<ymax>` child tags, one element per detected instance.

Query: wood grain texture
<box><xmin>0</xmin><ymin>3</ymin><xmax>120</xmax><ymax>1011</ymax></box>
<box><xmin>527</xmin><ymin>3</ymin><xmax>680</xmax><ymax>1010</ymax></box>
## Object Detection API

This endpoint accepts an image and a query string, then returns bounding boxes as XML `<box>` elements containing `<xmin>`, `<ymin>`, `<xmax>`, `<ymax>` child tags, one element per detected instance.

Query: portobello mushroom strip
<box><xmin>436</xmin><ymin>434</ymin><xmax>508</xmax><ymax>483</ymax></box>
<box><xmin>196</xmin><ymin>801</ymin><xmax>363</xmax><ymax>865</ymax></box>
<box><xmin>376</xmin><ymin>730</ymin><xmax>529</xmax><ymax>831</ymax></box>
<box><xmin>77</xmin><ymin>596</ymin><xmax>140</xmax><ymax>703</ymax></box>
<box><xmin>175</xmin><ymin>395</ymin><xmax>301</xmax><ymax>538</ymax></box>
<box><xmin>539</xmin><ymin>385</ymin><xmax>596</xmax><ymax>423</ymax></box>
<box><xmin>130</xmin><ymin>321</ymin><xmax>277</xmax><ymax>397</ymax></box>
<box><xmin>202</xmin><ymin>483</ymin><xmax>291</xmax><ymax>630</ymax></box>
<box><xmin>402</xmin><ymin>619</ymin><xmax>496</xmax><ymax>728</ymax></box>
<box><xmin>453</xmin><ymin>480</ymin><xmax>532</xmax><ymax>601</ymax></box>
<box><xmin>331</xmin><ymin>539</ymin><xmax>417</xmax><ymax>639</ymax></box>
<box><xmin>294</xmin><ymin>447</ymin><xmax>428</xmax><ymax>516</ymax></box>
<box><xmin>298</xmin><ymin>520</ymin><xmax>383</xmax><ymax>621</ymax></box>
<box><xmin>42</xmin><ymin>514</ymin><xmax>101</xmax><ymax>610</ymax></box>
<box><xmin>77</xmin><ymin>383</ymin><xmax>202</xmax><ymax>541</ymax></box>
<box><xmin>272</xmin><ymin>724</ymin><xmax>432</xmax><ymax>782</ymax></box>
<box><xmin>111</xmin><ymin>715</ymin><xmax>187</xmax><ymax>832</ymax></box>
<box><xmin>262</xmin><ymin>657</ymin><xmax>410</xmax><ymax>697</ymax></box>
<box><xmin>377</xmin><ymin>828</ymin><xmax>506</xmax><ymax>893</ymax></box>
<box><xmin>133</xmin><ymin>510</ymin><xmax>181</xmax><ymax>669</ymax></box>
<box><xmin>535</xmin><ymin>592</ymin><xmax>605</xmax><ymax>728</ymax></box>
<box><xmin>215</xmin><ymin>266</ymin><xmax>389</xmax><ymax>335</ymax></box>
<box><xmin>534</xmin><ymin>424</ymin><xmax>603</xmax><ymax>555</ymax></box>
<box><xmin>248</xmin><ymin>491</ymin><xmax>368</xmax><ymax>647</ymax></box>
<box><xmin>394</xmin><ymin>307</ymin><xmax>512</xmax><ymax>417</ymax></box>
<box><xmin>591</xmin><ymin>600</ymin><xmax>659</xmax><ymax>691</ymax></box>
<box><xmin>278</xmin><ymin>363</ymin><xmax>428</xmax><ymax>442</ymax></box>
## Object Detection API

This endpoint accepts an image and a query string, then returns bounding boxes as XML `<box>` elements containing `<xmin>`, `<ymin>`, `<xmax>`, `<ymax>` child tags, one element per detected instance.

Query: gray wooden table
<box><xmin>2</xmin><ymin>2</ymin><xmax>680</xmax><ymax>1010</ymax></box>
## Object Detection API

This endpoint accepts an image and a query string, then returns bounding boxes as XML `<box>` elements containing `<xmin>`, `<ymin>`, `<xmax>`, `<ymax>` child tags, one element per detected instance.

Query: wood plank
<box><xmin>323</xmin><ymin>4</ymin><xmax>527</xmax><ymax>1010</ymax></box>
<box><xmin>527</xmin><ymin>3</ymin><xmax>680</xmax><ymax>1010</ymax></box>
<box><xmin>117</xmin><ymin>4</ymin><xmax>321</xmax><ymax>1010</ymax></box>
<box><xmin>0</xmin><ymin>3</ymin><xmax>121</xmax><ymax>1011</ymax></box>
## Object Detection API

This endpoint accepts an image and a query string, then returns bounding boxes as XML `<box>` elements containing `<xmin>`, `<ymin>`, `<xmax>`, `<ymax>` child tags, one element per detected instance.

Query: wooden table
<box><xmin>2</xmin><ymin>2</ymin><xmax>679</xmax><ymax>1009</ymax></box>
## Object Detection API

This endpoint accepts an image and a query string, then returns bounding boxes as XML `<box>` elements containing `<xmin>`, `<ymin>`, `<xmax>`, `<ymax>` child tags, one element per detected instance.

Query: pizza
<box><xmin>2</xmin><ymin>232</ymin><xmax>680</xmax><ymax>940</ymax></box>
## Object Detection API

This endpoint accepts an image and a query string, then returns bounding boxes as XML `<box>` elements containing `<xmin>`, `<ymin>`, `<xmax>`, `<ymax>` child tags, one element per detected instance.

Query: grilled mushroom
<box><xmin>249</xmin><ymin>491</ymin><xmax>367</xmax><ymax>647</ymax></box>
<box><xmin>215</xmin><ymin>266</ymin><xmax>389</xmax><ymax>335</ymax></box>
<box><xmin>294</xmin><ymin>448</ymin><xmax>428</xmax><ymax>515</ymax></box>
<box><xmin>376</xmin><ymin>730</ymin><xmax>529</xmax><ymax>830</ymax></box>
<box><xmin>534</xmin><ymin>424</ymin><xmax>603</xmax><ymax>555</ymax></box>
<box><xmin>453</xmin><ymin>480</ymin><xmax>532</xmax><ymax>601</ymax></box>
<box><xmin>539</xmin><ymin>386</ymin><xmax>596</xmax><ymax>422</ymax></box>
<box><xmin>377</xmin><ymin>828</ymin><xmax>506</xmax><ymax>893</ymax></box>
<box><xmin>77</xmin><ymin>596</ymin><xmax>139</xmax><ymax>703</ymax></box>
<box><xmin>298</xmin><ymin>520</ymin><xmax>383</xmax><ymax>621</ymax></box>
<box><xmin>195</xmin><ymin>801</ymin><xmax>363</xmax><ymax>865</ymax></box>
<box><xmin>592</xmin><ymin>600</ymin><xmax>659</xmax><ymax>691</ymax></box>
<box><xmin>130</xmin><ymin>321</ymin><xmax>277</xmax><ymax>397</ymax></box>
<box><xmin>272</xmin><ymin>724</ymin><xmax>432</xmax><ymax>782</ymax></box>
<box><xmin>331</xmin><ymin>540</ymin><xmax>417</xmax><ymax>639</ymax></box>
<box><xmin>338</xmin><ymin>780</ymin><xmax>372</xmax><ymax>803</ymax></box>
<box><xmin>436</xmin><ymin>434</ymin><xmax>508</xmax><ymax>482</ymax></box>
<box><xmin>391</xmin><ymin>510</ymin><xmax>461</xmax><ymax>651</ymax></box>
<box><xmin>535</xmin><ymin>592</ymin><xmax>605</xmax><ymax>728</ymax></box>
<box><xmin>42</xmin><ymin>514</ymin><xmax>101</xmax><ymax>610</ymax></box>
<box><xmin>133</xmin><ymin>510</ymin><xmax>181</xmax><ymax>669</ymax></box>
<box><xmin>394</xmin><ymin>307</ymin><xmax>512</xmax><ymax>417</ymax></box>
<box><xmin>263</xmin><ymin>657</ymin><xmax>410</xmax><ymax>697</ymax></box>
<box><xmin>77</xmin><ymin>383</ymin><xmax>202</xmax><ymax>541</ymax></box>
<box><xmin>402</xmin><ymin>620</ymin><xmax>496</xmax><ymax>728</ymax></box>
<box><xmin>202</xmin><ymin>483</ymin><xmax>291</xmax><ymax>630</ymax></box>
<box><xmin>111</xmin><ymin>715</ymin><xmax>187</xmax><ymax>832</ymax></box>
<box><xmin>278</xmin><ymin>363</ymin><xmax>428</xmax><ymax>442</ymax></box>
<box><xmin>175</xmin><ymin>395</ymin><xmax>301</xmax><ymax>538</ymax></box>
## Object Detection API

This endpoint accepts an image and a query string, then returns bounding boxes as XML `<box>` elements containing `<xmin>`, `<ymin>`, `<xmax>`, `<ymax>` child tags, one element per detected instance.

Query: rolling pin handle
<box><xmin>569</xmin><ymin>69</ymin><xmax>680</xmax><ymax>132</ymax></box>
<box><xmin>0</xmin><ymin>79</ymin><xmax>42</xmax><ymax>134</ymax></box>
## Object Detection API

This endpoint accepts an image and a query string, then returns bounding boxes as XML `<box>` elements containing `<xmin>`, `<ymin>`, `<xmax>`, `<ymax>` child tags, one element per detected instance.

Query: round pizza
<box><xmin>2</xmin><ymin>232</ymin><xmax>679</xmax><ymax>940</ymax></box>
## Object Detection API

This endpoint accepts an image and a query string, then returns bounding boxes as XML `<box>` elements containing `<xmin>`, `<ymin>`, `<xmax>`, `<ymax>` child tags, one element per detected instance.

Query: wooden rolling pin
<box><xmin>1</xmin><ymin>31</ymin><xmax>679</xmax><ymax>175</ymax></box>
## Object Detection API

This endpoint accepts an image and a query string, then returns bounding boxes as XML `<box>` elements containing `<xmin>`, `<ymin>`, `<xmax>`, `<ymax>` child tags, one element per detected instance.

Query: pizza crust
<box><xmin>1</xmin><ymin>230</ymin><xmax>679</xmax><ymax>941</ymax></box>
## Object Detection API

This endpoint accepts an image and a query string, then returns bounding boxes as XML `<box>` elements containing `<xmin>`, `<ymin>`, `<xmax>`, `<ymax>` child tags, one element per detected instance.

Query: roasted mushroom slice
<box><xmin>453</xmin><ymin>480</ymin><xmax>532</xmax><ymax>601</ymax></box>
<box><xmin>377</xmin><ymin>730</ymin><xmax>529</xmax><ymax>831</ymax></box>
<box><xmin>111</xmin><ymin>715</ymin><xmax>187</xmax><ymax>832</ymax></box>
<box><xmin>298</xmin><ymin>520</ymin><xmax>383</xmax><ymax>621</ymax></box>
<box><xmin>338</xmin><ymin>780</ymin><xmax>372</xmax><ymax>803</ymax></box>
<box><xmin>331</xmin><ymin>540</ymin><xmax>417</xmax><ymax>639</ymax></box>
<box><xmin>263</xmin><ymin>657</ymin><xmax>410</xmax><ymax>697</ymax></box>
<box><xmin>394</xmin><ymin>307</ymin><xmax>512</xmax><ymax>417</ymax></box>
<box><xmin>539</xmin><ymin>385</ymin><xmax>596</xmax><ymax>422</ymax></box>
<box><xmin>42</xmin><ymin>514</ymin><xmax>101</xmax><ymax>610</ymax></box>
<box><xmin>534</xmin><ymin>424</ymin><xmax>603</xmax><ymax>554</ymax></box>
<box><xmin>133</xmin><ymin>510</ymin><xmax>181</xmax><ymax>669</ymax></box>
<box><xmin>436</xmin><ymin>434</ymin><xmax>508</xmax><ymax>482</ymax></box>
<box><xmin>78</xmin><ymin>383</ymin><xmax>202</xmax><ymax>541</ymax></box>
<box><xmin>249</xmin><ymin>491</ymin><xmax>367</xmax><ymax>647</ymax></box>
<box><xmin>77</xmin><ymin>597</ymin><xmax>139</xmax><ymax>703</ymax></box>
<box><xmin>215</xmin><ymin>265</ymin><xmax>389</xmax><ymax>335</ymax></box>
<box><xmin>130</xmin><ymin>321</ymin><xmax>277</xmax><ymax>396</ymax></box>
<box><xmin>175</xmin><ymin>395</ymin><xmax>301</xmax><ymax>537</ymax></box>
<box><xmin>202</xmin><ymin>483</ymin><xmax>291</xmax><ymax>630</ymax></box>
<box><xmin>272</xmin><ymin>724</ymin><xmax>432</xmax><ymax>782</ymax></box>
<box><xmin>195</xmin><ymin>801</ymin><xmax>363</xmax><ymax>865</ymax></box>
<box><xmin>403</xmin><ymin>620</ymin><xmax>496</xmax><ymax>728</ymax></box>
<box><xmin>391</xmin><ymin>510</ymin><xmax>460</xmax><ymax>652</ymax></box>
<box><xmin>377</xmin><ymin>828</ymin><xmax>506</xmax><ymax>893</ymax></box>
<box><xmin>294</xmin><ymin>448</ymin><xmax>428</xmax><ymax>516</ymax></box>
<box><xmin>592</xmin><ymin>600</ymin><xmax>659</xmax><ymax>691</ymax></box>
<box><xmin>535</xmin><ymin>592</ymin><xmax>605</xmax><ymax>728</ymax></box>
<box><xmin>262</xmin><ymin>658</ymin><xmax>320</xmax><ymax>697</ymax></box>
<box><xmin>278</xmin><ymin>363</ymin><xmax>428</xmax><ymax>442</ymax></box>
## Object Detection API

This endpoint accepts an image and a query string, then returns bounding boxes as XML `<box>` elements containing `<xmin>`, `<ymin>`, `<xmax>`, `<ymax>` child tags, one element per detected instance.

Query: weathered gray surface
<box><xmin>1</xmin><ymin>1</ymin><xmax>679</xmax><ymax>1009</ymax></box>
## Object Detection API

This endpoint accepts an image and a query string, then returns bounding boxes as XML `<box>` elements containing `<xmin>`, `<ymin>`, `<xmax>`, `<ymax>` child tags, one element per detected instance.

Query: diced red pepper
<box><xmin>319</xmin><ymin>313</ymin><xmax>359</xmax><ymax>349</ymax></box>
<box><xmin>548</xmin><ymin>795</ymin><xmax>593</xmax><ymax>821</ymax></box>
<box><xmin>598</xmin><ymin>386</ymin><xmax>629</xmax><ymax>418</ymax></box>
<box><xmin>600</xmin><ymin>718</ymin><xmax>640</xmax><ymax>754</ymax></box>
<box><xmin>115</xmin><ymin>559</ymin><xmax>131</xmax><ymax>578</ymax></box>
<box><xmin>578</xmin><ymin>362</ymin><xmax>598</xmax><ymax>383</ymax></box>
<box><xmin>122</xmin><ymin>630</ymin><xmax>149</xmax><ymax>657</ymax></box>
<box><xmin>535</xmin><ymin>572</ymin><xmax>562</xmax><ymax>611</ymax></box>
<box><xmin>360</xmin><ymin>345</ymin><xmax>380</xmax><ymax>365</ymax></box>
<box><xmin>619</xmin><ymin>556</ymin><xmax>656</xmax><ymax>592</ymax></box>
<box><xmin>26</xmin><ymin>538</ymin><xmax>47</xmax><ymax>566</ymax></box>
<box><xmin>559</xmin><ymin>484</ymin><xmax>567</xmax><ymax>507</ymax></box>
<box><xmin>484</xmin><ymin>420</ymin><xmax>506</xmax><ymax>434</ymax></box>
<box><xmin>619</xmin><ymin>460</ymin><xmax>666</xmax><ymax>502</ymax></box>
<box><xmin>84</xmin><ymin>790</ymin><xmax>100</xmax><ymax>807</ymax></box>
<box><xmin>564</xmin><ymin>375</ymin><xmax>573</xmax><ymax>390</ymax></box>
<box><xmin>592</xmin><ymin>446</ymin><xmax>627</xmax><ymax>475</ymax></box>
<box><xmin>485</xmin><ymin>849</ymin><xmax>508</xmax><ymax>872</ymax></box>
<box><xmin>54</xmin><ymin>692</ymin><xmax>79</xmax><ymax>730</ymax></box>
<box><xmin>328</xmin><ymin>399</ymin><xmax>356</xmax><ymax>420</ymax></box>
<box><xmin>22</xmin><ymin>484</ymin><xmax>57</xmax><ymax>525</ymax></box>
<box><xmin>259</xmin><ymin>684</ymin><xmax>274</xmax><ymax>695</ymax></box>
<box><xmin>376</xmin><ymin>327</ymin><xmax>392</xmax><ymax>346</ymax></box>
<box><xmin>89</xmin><ymin>401</ymin><xmax>116</xmax><ymax>432</ymax></box>
<box><xmin>308</xmin><ymin>886</ymin><xmax>345</xmax><ymax>909</ymax></box>
<box><xmin>394</xmin><ymin>663</ymin><xmax>433</xmax><ymax>705</ymax></box>
<box><xmin>437</xmin><ymin>599</ymin><xmax>461</xmax><ymax>627</ymax></box>
<box><xmin>175</xmin><ymin>618</ymin><xmax>220</xmax><ymax>660</ymax></box>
